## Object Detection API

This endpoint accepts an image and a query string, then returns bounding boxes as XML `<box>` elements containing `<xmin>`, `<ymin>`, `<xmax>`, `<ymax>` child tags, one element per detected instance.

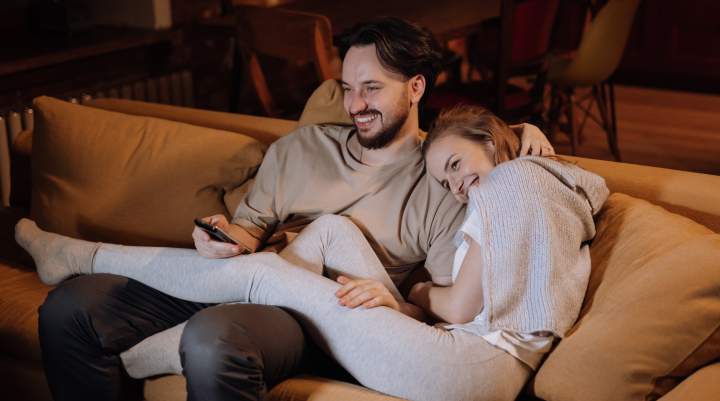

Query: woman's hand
<box><xmin>513</xmin><ymin>123</ymin><xmax>555</xmax><ymax>156</ymax></box>
<box><xmin>192</xmin><ymin>215</ymin><xmax>244</xmax><ymax>259</ymax></box>
<box><xmin>335</xmin><ymin>276</ymin><xmax>401</xmax><ymax>311</ymax></box>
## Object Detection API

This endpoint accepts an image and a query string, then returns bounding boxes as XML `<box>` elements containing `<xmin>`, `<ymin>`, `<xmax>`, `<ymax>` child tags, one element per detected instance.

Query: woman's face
<box><xmin>426</xmin><ymin>135</ymin><xmax>495</xmax><ymax>203</ymax></box>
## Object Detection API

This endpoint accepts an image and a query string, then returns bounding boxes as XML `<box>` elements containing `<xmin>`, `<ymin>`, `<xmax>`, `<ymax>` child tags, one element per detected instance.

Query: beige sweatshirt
<box><xmin>232</xmin><ymin>124</ymin><xmax>466</xmax><ymax>285</ymax></box>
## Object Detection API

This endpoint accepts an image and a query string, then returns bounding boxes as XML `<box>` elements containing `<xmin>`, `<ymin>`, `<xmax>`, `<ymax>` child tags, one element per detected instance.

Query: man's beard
<box><xmin>354</xmin><ymin>107</ymin><xmax>409</xmax><ymax>150</ymax></box>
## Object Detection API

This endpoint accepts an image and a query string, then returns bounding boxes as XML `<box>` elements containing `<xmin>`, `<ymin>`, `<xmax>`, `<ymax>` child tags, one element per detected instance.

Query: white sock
<box><xmin>120</xmin><ymin>322</ymin><xmax>185</xmax><ymax>378</ymax></box>
<box><xmin>15</xmin><ymin>218</ymin><xmax>99</xmax><ymax>285</ymax></box>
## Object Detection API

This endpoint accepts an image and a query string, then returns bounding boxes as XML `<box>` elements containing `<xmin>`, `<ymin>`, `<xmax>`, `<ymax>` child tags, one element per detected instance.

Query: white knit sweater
<box><xmin>448</xmin><ymin>156</ymin><xmax>609</xmax><ymax>338</ymax></box>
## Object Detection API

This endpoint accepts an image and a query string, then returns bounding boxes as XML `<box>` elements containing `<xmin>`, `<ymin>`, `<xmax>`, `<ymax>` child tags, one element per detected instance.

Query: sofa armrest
<box><xmin>567</xmin><ymin>156</ymin><xmax>720</xmax><ymax>232</ymax></box>
<box><xmin>658</xmin><ymin>363</ymin><xmax>720</xmax><ymax>401</ymax></box>
<box><xmin>84</xmin><ymin>99</ymin><xmax>298</xmax><ymax>145</ymax></box>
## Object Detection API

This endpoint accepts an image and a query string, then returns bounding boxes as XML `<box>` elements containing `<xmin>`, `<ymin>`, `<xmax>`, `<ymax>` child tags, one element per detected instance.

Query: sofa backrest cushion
<box><xmin>30</xmin><ymin>96</ymin><xmax>266</xmax><ymax>248</ymax></box>
<box><xmin>533</xmin><ymin>192</ymin><xmax>720</xmax><ymax>401</ymax></box>
<box><xmin>85</xmin><ymin>98</ymin><xmax>297</xmax><ymax>146</ymax></box>
<box><xmin>567</xmin><ymin>156</ymin><xmax>720</xmax><ymax>233</ymax></box>
<box><xmin>298</xmin><ymin>79</ymin><xmax>352</xmax><ymax>127</ymax></box>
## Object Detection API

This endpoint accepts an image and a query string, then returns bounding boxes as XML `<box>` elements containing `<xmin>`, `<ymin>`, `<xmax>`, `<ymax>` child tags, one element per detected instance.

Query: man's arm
<box><xmin>512</xmin><ymin>123</ymin><xmax>555</xmax><ymax>156</ymax></box>
<box><xmin>194</xmin><ymin>140</ymin><xmax>286</xmax><ymax>258</ymax></box>
<box><xmin>422</xmin><ymin>180</ymin><xmax>466</xmax><ymax>286</ymax></box>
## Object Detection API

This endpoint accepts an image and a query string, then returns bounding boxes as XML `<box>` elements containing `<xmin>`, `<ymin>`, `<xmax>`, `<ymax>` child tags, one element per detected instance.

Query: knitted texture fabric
<box><xmin>458</xmin><ymin>156</ymin><xmax>608</xmax><ymax>338</ymax></box>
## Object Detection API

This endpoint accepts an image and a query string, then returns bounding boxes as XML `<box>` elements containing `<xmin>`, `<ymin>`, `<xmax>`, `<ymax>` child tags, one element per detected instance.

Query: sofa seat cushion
<box><xmin>31</xmin><ymin>96</ymin><xmax>267</xmax><ymax>247</ymax></box>
<box><xmin>533</xmin><ymin>193</ymin><xmax>720</xmax><ymax>401</ymax></box>
<box><xmin>268</xmin><ymin>376</ymin><xmax>406</xmax><ymax>401</ymax></box>
<box><xmin>0</xmin><ymin>261</ymin><xmax>50</xmax><ymax>362</ymax></box>
<box><xmin>143</xmin><ymin>374</ymin><xmax>406</xmax><ymax>401</ymax></box>
<box><xmin>658</xmin><ymin>362</ymin><xmax>720</xmax><ymax>401</ymax></box>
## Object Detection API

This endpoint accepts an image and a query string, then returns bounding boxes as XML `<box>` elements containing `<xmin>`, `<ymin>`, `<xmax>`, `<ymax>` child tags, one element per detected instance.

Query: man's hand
<box><xmin>192</xmin><ymin>215</ymin><xmax>244</xmax><ymax>259</ymax></box>
<box><xmin>514</xmin><ymin>123</ymin><xmax>555</xmax><ymax>156</ymax></box>
<box><xmin>335</xmin><ymin>276</ymin><xmax>400</xmax><ymax>310</ymax></box>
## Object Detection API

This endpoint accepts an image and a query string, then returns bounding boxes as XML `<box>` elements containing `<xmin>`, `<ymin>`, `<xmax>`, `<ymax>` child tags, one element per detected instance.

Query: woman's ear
<box><xmin>409</xmin><ymin>75</ymin><xmax>426</xmax><ymax>105</ymax></box>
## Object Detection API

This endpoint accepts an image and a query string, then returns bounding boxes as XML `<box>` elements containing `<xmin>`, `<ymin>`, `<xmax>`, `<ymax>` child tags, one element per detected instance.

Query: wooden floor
<box><xmin>550</xmin><ymin>85</ymin><xmax>720</xmax><ymax>176</ymax></box>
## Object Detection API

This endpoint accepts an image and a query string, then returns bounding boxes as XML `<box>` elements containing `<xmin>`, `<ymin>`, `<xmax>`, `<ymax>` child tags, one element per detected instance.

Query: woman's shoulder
<box><xmin>488</xmin><ymin>156</ymin><xmax>593</xmax><ymax>187</ymax></box>
<box><xmin>472</xmin><ymin>156</ymin><xmax>608</xmax><ymax>214</ymax></box>
<box><xmin>494</xmin><ymin>155</ymin><xmax>570</xmax><ymax>174</ymax></box>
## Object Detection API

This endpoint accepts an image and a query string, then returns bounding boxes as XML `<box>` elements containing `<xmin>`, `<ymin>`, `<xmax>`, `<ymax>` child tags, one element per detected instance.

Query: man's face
<box><xmin>341</xmin><ymin>45</ymin><xmax>412</xmax><ymax>149</ymax></box>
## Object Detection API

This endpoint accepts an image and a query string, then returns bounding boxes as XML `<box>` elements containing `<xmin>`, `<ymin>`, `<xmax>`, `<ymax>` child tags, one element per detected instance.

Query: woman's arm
<box><xmin>409</xmin><ymin>237</ymin><xmax>484</xmax><ymax>324</ymax></box>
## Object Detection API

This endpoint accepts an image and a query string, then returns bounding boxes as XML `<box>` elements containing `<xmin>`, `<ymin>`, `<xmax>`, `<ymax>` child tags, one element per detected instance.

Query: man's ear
<box><xmin>409</xmin><ymin>75</ymin><xmax>426</xmax><ymax>105</ymax></box>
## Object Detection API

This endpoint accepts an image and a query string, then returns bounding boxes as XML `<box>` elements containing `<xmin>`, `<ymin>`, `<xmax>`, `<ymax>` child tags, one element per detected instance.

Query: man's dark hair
<box><xmin>337</xmin><ymin>17</ymin><xmax>444</xmax><ymax>108</ymax></box>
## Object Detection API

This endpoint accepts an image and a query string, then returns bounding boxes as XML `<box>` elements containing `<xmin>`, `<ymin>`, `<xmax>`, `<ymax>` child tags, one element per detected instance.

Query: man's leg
<box><xmin>38</xmin><ymin>274</ymin><xmax>211</xmax><ymax>401</ymax></box>
<box><xmin>180</xmin><ymin>303</ymin><xmax>306</xmax><ymax>401</ymax></box>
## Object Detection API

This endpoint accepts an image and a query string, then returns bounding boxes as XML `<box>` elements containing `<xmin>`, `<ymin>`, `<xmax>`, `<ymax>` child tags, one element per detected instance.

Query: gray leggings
<box><xmin>94</xmin><ymin>215</ymin><xmax>530</xmax><ymax>401</ymax></box>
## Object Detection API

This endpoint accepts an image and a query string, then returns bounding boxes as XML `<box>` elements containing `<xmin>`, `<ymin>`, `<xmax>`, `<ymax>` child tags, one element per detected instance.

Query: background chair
<box><xmin>234</xmin><ymin>6</ymin><xmax>339</xmax><ymax>118</ymax></box>
<box><xmin>426</xmin><ymin>0</ymin><xmax>560</xmax><ymax>128</ymax></box>
<box><xmin>546</xmin><ymin>0</ymin><xmax>642</xmax><ymax>160</ymax></box>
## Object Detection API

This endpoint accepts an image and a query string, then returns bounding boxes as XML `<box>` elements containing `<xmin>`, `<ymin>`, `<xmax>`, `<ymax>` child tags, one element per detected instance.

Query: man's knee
<box><xmin>180</xmin><ymin>304</ymin><xmax>264</xmax><ymax>381</ymax></box>
<box><xmin>180</xmin><ymin>304</ymin><xmax>305</xmax><ymax>399</ymax></box>
<box><xmin>39</xmin><ymin>274</ymin><xmax>129</xmax><ymax>349</ymax></box>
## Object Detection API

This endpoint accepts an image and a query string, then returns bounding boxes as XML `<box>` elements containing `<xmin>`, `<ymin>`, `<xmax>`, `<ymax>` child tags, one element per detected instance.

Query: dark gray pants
<box><xmin>38</xmin><ymin>274</ymin><xmax>306</xmax><ymax>401</ymax></box>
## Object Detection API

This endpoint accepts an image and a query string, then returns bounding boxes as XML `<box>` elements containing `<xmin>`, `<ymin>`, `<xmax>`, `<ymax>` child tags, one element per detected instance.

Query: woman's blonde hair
<box><xmin>423</xmin><ymin>105</ymin><xmax>521</xmax><ymax>165</ymax></box>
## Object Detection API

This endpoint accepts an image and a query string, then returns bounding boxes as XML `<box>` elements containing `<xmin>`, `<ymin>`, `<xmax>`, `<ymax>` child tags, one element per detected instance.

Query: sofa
<box><xmin>1</xmin><ymin>82</ymin><xmax>719</xmax><ymax>401</ymax></box>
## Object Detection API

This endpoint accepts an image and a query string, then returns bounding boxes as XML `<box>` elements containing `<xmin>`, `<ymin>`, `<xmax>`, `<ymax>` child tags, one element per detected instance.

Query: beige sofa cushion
<box><xmin>567</xmin><ymin>156</ymin><xmax>720</xmax><ymax>233</ymax></box>
<box><xmin>298</xmin><ymin>79</ymin><xmax>352</xmax><ymax>127</ymax></box>
<box><xmin>268</xmin><ymin>376</ymin><xmax>405</xmax><ymax>401</ymax></box>
<box><xmin>143</xmin><ymin>375</ymin><xmax>406</xmax><ymax>401</ymax></box>
<box><xmin>31</xmin><ymin>96</ymin><xmax>266</xmax><ymax>247</ymax></box>
<box><xmin>85</xmin><ymin>98</ymin><xmax>297</xmax><ymax>146</ymax></box>
<box><xmin>658</xmin><ymin>363</ymin><xmax>720</xmax><ymax>401</ymax></box>
<box><xmin>533</xmin><ymin>193</ymin><xmax>720</xmax><ymax>401</ymax></box>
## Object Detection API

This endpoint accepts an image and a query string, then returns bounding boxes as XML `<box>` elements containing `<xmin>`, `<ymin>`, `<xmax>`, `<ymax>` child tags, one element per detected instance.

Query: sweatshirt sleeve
<box><xmin>231</xmin><ymin>141</ymin><xmax>281</xmax><ymax>240</ymax></box>
<box><xmin>424</xmin><ymin>184</ymin><xmax>466</xmax><ymax>286</ymax></box>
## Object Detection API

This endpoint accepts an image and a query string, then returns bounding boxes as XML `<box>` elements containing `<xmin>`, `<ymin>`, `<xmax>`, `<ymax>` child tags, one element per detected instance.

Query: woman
<box><xmin>16</xmin><ymin>105</ymin><xmax>607</xmax><ymax>401</ymax></box>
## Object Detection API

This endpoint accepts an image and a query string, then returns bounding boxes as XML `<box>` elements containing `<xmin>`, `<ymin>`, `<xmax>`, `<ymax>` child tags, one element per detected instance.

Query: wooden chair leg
<box><xmin>608</xmin><ymin>81</ymin><xmax>621</xmax><ymax>161</ymax></box>
<box><xmin>595</xmin><ymin>81</ymin><xmax>620</xmax><ymax>161</ymax></box>
<box><xmin>578</xmin><ymin>87</ymin><xmax>601</xmax><ymax>144</ymax></box>
<box><xmin>567</xmin><ymin>90</ymin><xmax>578</xmax><ymax>155</ymax></box>
<box><xmin>546</xmin><ymin>85</ymin><xmax>561</xmax><ymax>143</ymax></box>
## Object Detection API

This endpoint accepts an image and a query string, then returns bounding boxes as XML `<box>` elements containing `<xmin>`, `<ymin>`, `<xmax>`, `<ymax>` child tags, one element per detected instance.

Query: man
<box><xmin>38</xmin><ymin>17</ymin><xmax>553</xmax><ymax>401</ymax></box>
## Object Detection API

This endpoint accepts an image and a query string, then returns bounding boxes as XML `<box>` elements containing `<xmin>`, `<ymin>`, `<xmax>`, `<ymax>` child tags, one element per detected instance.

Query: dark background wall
<box><xmin>615</xmin><ymin>0</ymin><xmax>720</xmax><ymax>93</ymax></box>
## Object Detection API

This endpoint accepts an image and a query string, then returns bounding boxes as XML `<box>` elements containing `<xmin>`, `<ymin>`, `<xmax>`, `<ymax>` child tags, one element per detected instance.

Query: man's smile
<box><xmin>353</xmin><ymin>112</ymin><xmax>380</xmax><ymax>131</ymax></box>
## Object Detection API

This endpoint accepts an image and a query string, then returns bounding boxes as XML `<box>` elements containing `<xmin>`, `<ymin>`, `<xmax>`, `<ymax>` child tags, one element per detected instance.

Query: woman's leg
<box><xmin>71</xmin><ymin>247</ymin><xmax>530</xmax><ymax>401</ymax></box>
<box><xmin>17</xmin><ymin>215</ymin><xmax>400</xmax><ymax>301</ymax></box>
<box><xmin>279</xmin><ymin>215</ymin><xmax>403</xmax><ymax>302</ymax></box>
<box><xmin>18</xmin><ymin>218</ymin><xmax>529</xmax><ymax>399</ymax></box>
